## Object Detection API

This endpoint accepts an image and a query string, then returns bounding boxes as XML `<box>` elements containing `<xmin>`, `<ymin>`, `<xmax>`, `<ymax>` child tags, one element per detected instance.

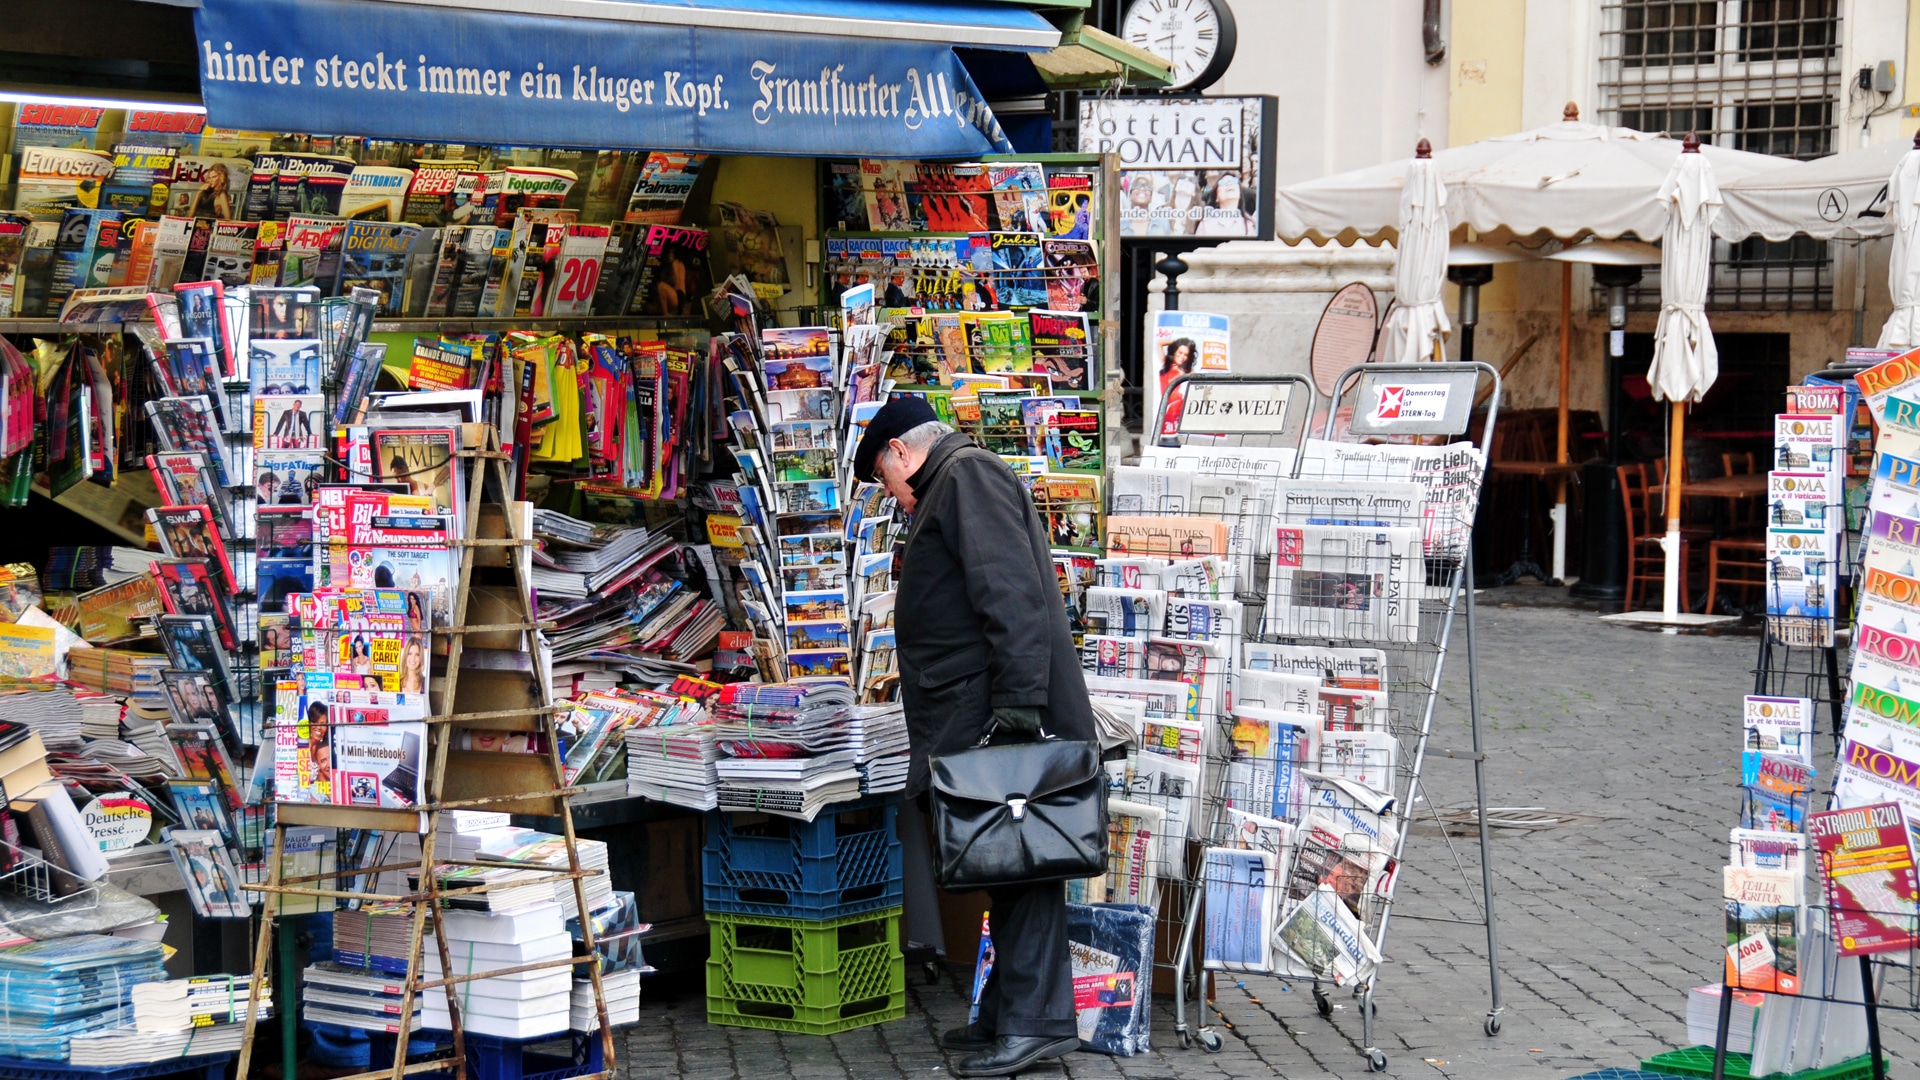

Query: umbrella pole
<box><xmin>1663</xmin><ymin>400</ymin><xmax>1686</xmax><ymax>618</ymax></box>
<box><xmin>1553</xmin><ymin>262</ymin><xmax>1571</xmax><ymax>584</ymax></box>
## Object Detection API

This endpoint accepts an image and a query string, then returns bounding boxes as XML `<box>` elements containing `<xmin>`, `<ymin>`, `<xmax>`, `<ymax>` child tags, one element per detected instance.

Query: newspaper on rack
<box><xmin>1242</xmin><ymin>642</ymin><xmax>1388</xmax><ymax>690</ymax></box>
<box><xmin>1272</xmin><ymin>882</ymin><xmax>1381</xmax><ymax>987</ymax></box>
<box><xmin>1296</xmin><ymin>438</ymin><xmax>1485</xmax><ymax>560</ymax></box>
<box><xmin>1264</xmin><ymin>524</ymin><xmax>1423</xmax><ymax>642</ymax></box>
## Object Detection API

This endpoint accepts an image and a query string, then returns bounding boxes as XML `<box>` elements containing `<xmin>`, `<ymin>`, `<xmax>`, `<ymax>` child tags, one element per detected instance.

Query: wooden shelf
<box><xmin>369</xmin><ymin>316</ymin><xmax>706</xmax><ymax>334</ymax></box>
<box><xmin>32</xmin><ymin>473</ymin><xmax>162</xmax><ymax>547</ymax></box>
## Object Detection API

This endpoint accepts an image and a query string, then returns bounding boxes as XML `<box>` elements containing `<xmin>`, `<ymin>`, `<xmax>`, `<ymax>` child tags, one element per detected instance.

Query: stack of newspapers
<box><xmin>850</xmin><ymin>703</ymin><xmax>909</xmax><ymax>795</ymax></box>
<box><xmin>712</xmin><ymin>681</ymin><xmax>861</xmax><ymax>819</ymax></box>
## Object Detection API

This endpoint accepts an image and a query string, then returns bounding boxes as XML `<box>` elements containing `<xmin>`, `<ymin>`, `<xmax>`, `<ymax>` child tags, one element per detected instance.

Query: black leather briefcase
<box><xmin>929</xmin><ymin>736</ymin><xmax>1107</xmax><ymax>892</ymax></box>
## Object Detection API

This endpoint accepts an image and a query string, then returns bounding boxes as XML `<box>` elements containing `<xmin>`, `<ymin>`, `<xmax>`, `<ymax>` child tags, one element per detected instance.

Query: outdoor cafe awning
<box><xmin>179</xmin><ymin>0</ymin><xmax>1066</xmax><ymax>156</ymax></box>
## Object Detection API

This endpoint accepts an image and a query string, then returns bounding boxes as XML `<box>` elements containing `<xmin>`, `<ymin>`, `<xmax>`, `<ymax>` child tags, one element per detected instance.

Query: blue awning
<box><xmin>187</xmin><ymin>0</ymin><xmax>1060</xmax><ymax>156</ymax></box>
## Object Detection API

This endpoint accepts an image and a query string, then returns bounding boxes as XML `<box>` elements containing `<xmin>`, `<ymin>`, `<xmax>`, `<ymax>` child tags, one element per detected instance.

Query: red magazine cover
<box><xmin>1809</xmin><ymin>802</ymin><xmax>1920</xmax><ymax>956</ymax></box>
<box><xmin>149</xmin><ymin>504</ymin><xmax>236</xmax><ymax>595</ymax></box>
<box><xmin>150</xmin><ymin>558</ymin><xmax>237</xmax><ymax>649</ymax></box>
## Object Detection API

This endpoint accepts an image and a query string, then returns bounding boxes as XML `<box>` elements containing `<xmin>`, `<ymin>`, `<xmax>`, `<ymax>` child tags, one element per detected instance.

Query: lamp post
<box><xmin>1569</xmin><ymin>260</ymin><xmax>1647</xmax><ymax>606</ymax></box>
<box><xmin>1446</xmin><ymin>263</ymin><xmax>1494</xmax><ymax>362</ymax></box>
<box><xmin>1543</xmin><ymin>239</ymin><xmax>1661</xmax><ymax>592</ymax></box>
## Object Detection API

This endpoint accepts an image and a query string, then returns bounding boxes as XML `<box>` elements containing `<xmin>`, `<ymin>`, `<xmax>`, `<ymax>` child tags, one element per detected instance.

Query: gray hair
<box><xmin>878</xmin><ymin>420</ymin><xmax>954</xmax><ymax>477</ymax></box>
<box><xmin>896</xmin><ymin>420</ymin><xmax>954</xmax><ymax>450</ymax></box>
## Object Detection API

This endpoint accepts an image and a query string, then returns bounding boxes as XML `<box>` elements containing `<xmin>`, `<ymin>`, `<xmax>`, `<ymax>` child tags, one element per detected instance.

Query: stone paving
<box><xmin>618</xmin><ymin>589</ymin><xmax>1920</xmax><ymax>1078</ymax></box>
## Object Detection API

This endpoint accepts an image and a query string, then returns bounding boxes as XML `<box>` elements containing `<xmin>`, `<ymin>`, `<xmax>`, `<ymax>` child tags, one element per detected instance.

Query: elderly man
<box><xmin>854</xmin><ymin>397</ymin><xmax>1097</xmax><ymax>1078</ymax></box>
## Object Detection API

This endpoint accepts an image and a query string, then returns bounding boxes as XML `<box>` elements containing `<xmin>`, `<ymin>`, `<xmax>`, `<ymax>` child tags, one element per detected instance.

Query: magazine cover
<box><xmin>1042</xmin><ymin>239</ymin><xmax>1097</xmax><ymax>312</ymax></box>
<box><xmin>1807</xmin><ymin>802</ymin><xmax>1920</xmax><ymax>957</ymax></box>
<box><xmin>251</xmin><ymin>338</ymin><xmax>323</xmax><ymax>396</ymax></box>
<box><xmin>347</xmin><ymin>515</ymin><xmax>456</xmax><ymax>624</ymax></box>
<box><xmin>338</xmin><ymin>221</ymin><xmax>423</xmax><ymax>315</ymax></box>
<box><xmin>371</xmin><ymin>428</ymin><xmax>461</xmax><ymax>523</ymax></box>
<box><xmin>628</xmin><ymin>225</ymin><xmax>709</xmax><ymax>317</ymax></box>
<box><xmin>254</xmin><ymin>396</ymin><xmax>325</xmax><ymax>451</ymax></box>
<box><xmin>329</xmin><ymin>697</ymin><xmax>429</xmax><ymax>808</ymax></box>
<box><xmin>256</xmin><ymin>450</ymin><xmax>324</xmax><ymax>506</ymax></box>
<box><xmin>168</xmin><ymin>829</ymin><xmax>251</xmax><ymax>918</ymax></box>
<box><xmin>1723</xmin><ymin>866</ymin><xmax>1802</xmax><ymax>993</ymax></box>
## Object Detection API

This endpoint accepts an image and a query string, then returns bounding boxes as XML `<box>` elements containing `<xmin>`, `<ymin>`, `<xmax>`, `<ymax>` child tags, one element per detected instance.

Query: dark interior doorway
<box><xmin>1613</xmin><ymin>330</ymin><xmax>1789</xmax><ymax>470</ymax></box>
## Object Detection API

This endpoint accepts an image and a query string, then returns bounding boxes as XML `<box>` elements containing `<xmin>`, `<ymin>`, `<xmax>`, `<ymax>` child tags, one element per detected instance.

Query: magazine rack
<box><xmin>1708</xmin><ymin>365</ymin><xmax>1885</xmax><ymax>1080</ymax></box>
<box><xmin>231</xmin><ymin>429</ymin><xmax>616</xmax><ymax>1080</ymax></box>
<box><xmin>1140</xmin><ymin>363</ymin><xmax>1506</xmax><ymax>1073</ymax></box>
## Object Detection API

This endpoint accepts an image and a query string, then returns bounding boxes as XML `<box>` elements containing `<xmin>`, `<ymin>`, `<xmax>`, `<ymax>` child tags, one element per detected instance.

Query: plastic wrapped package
<box><xmin>1066</xmin><ymin>902</ymin><xmax>1155</xmax><ymax>1056</ymax></box>
<box><xmin>0</xmin><ymin>881</ymin><xmax>161</xmax><ymax>940</ymax></box>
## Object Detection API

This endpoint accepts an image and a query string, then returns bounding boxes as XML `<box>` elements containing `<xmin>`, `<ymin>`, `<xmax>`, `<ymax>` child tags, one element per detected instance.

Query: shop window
<box><xmin>1598</xmin><ymin>0</ymin><xmax>1840</xmax><ymax>312</ymax></box>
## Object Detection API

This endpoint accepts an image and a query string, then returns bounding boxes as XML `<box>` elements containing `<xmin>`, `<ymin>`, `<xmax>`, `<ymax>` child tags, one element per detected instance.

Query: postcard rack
<box><xmin>231</xmin><ymin>429</ymin><xmax>617</xmax><ymax>1080</ymax></box>
<box><xmin>1134</xmin><ymin>364</ymin><xmax>1506</xmax><ymax>1073</ymax></box>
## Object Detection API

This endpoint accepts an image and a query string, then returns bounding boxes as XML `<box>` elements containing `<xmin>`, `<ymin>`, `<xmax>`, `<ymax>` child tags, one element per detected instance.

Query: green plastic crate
<box><xmin>1640</xmin><ymin>1047</ymin><xmax>1883</xmax><ymax>1080</ymax></box>
<box><xmin>705</xmin><ymin>907</ymin><xmax>905</xmax><ymax>1035</ymax></box>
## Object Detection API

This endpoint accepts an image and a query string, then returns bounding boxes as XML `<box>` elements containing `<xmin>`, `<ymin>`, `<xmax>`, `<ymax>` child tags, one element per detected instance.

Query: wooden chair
<box><xmin>1706</xmin><ymin>537</ymin><xmax>1768</xmax><ymax>615</ymax></box>
<box><xmin>1620</xmin><ymin>462</ymin><xmax>1713</xmax><ymax>611</ymax></box>
<box><xmin>1720</xmin><ymin>451</ymin><xmax>1763</xmax><ymax>532</ymax></box>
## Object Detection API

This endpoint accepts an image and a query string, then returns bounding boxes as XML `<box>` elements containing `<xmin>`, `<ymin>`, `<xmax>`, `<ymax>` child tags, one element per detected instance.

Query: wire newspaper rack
<box><xmin>1108</xmin><ymin>363</ymin><xmax>1505</xmax><ymax>1073</ymax></box>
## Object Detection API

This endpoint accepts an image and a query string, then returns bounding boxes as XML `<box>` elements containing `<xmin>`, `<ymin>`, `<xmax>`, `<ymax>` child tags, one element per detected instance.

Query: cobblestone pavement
<box><xmin>620</xmin><ymin>589</ymin><xmax>1920</xmax><ymax>1078</ymax></box>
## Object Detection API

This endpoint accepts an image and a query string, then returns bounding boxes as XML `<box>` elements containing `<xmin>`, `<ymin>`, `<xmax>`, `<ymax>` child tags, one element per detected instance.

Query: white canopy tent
<box><xmin>1274</xmin><ymin>105</ymin><xmax>1792</xmax><ymax>589</ymax></box>
<box><xmin>1718</xmin><ymin>134</ymin><xmax>1920</xmax><ymax>351</ymax></box>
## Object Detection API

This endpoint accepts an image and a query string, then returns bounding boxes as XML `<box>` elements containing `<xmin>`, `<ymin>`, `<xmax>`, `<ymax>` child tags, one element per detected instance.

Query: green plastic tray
<box><xmin>1640</xmin><ymin>1047</ymin><xmax>1883</xmax><ymax>1080</ymax></box>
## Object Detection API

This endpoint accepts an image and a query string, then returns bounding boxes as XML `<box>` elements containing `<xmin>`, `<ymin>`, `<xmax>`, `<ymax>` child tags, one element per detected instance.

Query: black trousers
<box><xmin>977</xmin><ymin>880</ymin><xmax>1076</xmax><ymax>1039</ymax></box>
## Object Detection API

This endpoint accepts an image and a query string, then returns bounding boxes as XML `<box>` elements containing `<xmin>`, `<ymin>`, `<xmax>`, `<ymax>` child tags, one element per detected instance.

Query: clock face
<box><xmin>1123</xmin><ymin>0</ymin><xmax>1230</xmax><ymax>90</ymax></box>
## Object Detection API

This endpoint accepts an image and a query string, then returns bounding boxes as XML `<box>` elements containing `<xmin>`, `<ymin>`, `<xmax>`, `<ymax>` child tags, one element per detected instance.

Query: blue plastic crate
<box><xmin>703</xmin><ymin>798</ymin><xmax>902</xmax><ymax>919</ymax></box>
<box><xmin>0</xmin><ymin>1055</ymin><xmax>229</xmax><ymax>1080</ymax></box>
<box><xmin>366</xmin><ymin>1032</ymin><xmax>605</xmax><ymax>1080</ymax></box>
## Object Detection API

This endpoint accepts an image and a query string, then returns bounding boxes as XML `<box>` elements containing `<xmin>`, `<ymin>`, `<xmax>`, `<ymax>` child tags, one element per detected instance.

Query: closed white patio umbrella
<box><xmin>1381</xmin><ymin>139</ymin><xmax>1452</xmax><ymax>363</ymax></box>
<box><xmin>1649</xmin><ymin>136</ymin><xmax>1721</xmax><ymax>621</ymax></box>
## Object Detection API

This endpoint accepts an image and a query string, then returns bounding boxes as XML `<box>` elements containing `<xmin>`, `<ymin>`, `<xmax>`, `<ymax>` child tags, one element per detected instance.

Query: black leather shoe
<box><xmin>951</xmin><ymin>1035</ymin><xmax>1079</xmax><ymax>1077</ymax></box>
<box><xmin>941</xmin><ymin>1023</ymin><xmax>995</xmax><ymax>1051</ymax></box>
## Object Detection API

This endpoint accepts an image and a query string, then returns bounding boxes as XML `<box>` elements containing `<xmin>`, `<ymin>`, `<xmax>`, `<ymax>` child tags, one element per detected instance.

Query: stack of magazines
<box><xmin>712</xmin><ymin>682</ymin><xmax>862</xmax><ymax>820</ymax></box>
<box><xmin>472</xmin><ymin>828</ymin><xmax>613</xmax><ymax>918</ymax></box>
<box><xmin>69</xmin><ymin>1014</ymin><xmax>259</xmax><ymax>1066</ymax></box>
<box><xmin>0</xmin><ymin>936</ymin><xmax>169</xmax><ymax>1061</ymax></box>
<box><xmin>530</xmin><ymin>519</ymin><xmax>677</xmax><ymax>601</ymax></box>
<box><xmin>850</xmin><ymin>703</ymin><xmax>909</xmax><ymax>795</ymax></box>
<box><xmin>300</xmin><ymin>962</ymin><xmax>412</xmax><ymax>1033</ymax></box>
<box><xmin>0</xmin><ymin>683</ymin><xmax>88</xmax><ymax>749</ymax></box>
<box><xmin>330</xmin><ymin>904</ymin><xmax>413</xmax><ymax>973</ymax></box>
<box><xmin>625</xmin><ymin>716</ymin><xmax>719</xmax><ymax>810</ymax></box>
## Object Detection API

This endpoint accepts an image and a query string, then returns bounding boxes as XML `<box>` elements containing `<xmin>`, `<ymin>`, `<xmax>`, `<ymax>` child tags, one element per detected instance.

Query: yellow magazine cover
<box><xmin>0</xmin><ymin>622</ymin><xmax>57</xmax><ymax>678</ymax></box>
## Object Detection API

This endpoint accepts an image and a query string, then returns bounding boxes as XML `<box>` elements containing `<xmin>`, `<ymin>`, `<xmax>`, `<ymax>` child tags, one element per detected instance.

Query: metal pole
<box><xmin>1157</xmin><ymin>252</ymin><xmax>1188</xmax><ymax>311</ymax></box>
<box><xmin>1553</xmin><ymin>262</ymin><xmax>1572</xmax><ymax>583</ymax></box>
<box><xmin>1662</xmin><ymin>400</ymin><xmax>1686</xmax><ymax>619</ymax></box>
<box><xmin>280</xmin><ymin>917</ymin><xmax>299</xmax><ymax>1080</ymax></box>
<box><xmin>1463</xmin><ymin>576</ymin><xmax>1505</xmax><ymax>1032</ymax></box>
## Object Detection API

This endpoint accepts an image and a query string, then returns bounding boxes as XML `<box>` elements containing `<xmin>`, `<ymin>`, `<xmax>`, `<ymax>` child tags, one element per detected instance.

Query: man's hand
<box><xmin>990</xmin><ymin>706</ymin><xmax>1044</xmax><ymax>736</ymax></box>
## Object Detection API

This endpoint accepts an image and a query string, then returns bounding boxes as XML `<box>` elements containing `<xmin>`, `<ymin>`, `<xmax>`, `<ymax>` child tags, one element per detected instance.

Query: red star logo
<box><xmin>1376</xmin><ymin>385</ymin><xmax>1405</xmax><ymax>419</ymax></box>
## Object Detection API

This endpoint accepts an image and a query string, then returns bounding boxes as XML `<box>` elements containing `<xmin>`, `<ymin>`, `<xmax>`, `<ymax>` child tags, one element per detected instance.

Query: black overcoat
<box><xmin>894</xmin><ymin>433</ymin><xmax>1096</xmax><ymax>796</ymax></box>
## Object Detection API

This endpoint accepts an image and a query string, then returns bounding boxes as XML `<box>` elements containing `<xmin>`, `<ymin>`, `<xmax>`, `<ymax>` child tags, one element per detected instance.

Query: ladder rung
<box><xmin>296</xmin><ymin>1059</ymin><xmax>456</xmax><ymax>1080</ymax></box>
<box><xmin>437</xmin><ymin>622</ymin><xmax>554</xmax><ymax>633</ymax></box>
<box><xmin>432</xmin><ymin>788</ymin><xmax>583</xmax><ymax>809</ymax></box>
